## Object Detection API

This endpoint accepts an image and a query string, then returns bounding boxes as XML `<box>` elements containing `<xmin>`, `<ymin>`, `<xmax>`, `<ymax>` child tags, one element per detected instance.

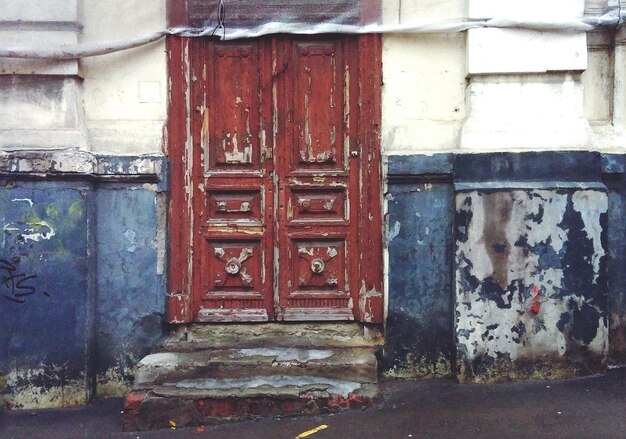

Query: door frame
<box><xmin>165</xmin><ymin>34</ymin><xmax>383</xmax><ymax>324</ymax></box>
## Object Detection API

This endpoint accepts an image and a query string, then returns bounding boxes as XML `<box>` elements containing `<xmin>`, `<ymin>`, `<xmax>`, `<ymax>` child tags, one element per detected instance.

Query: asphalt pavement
<box><xmin>2</xmin><ymin>367</ymin><xmax>626</xmax><ymax>439</ymax></box>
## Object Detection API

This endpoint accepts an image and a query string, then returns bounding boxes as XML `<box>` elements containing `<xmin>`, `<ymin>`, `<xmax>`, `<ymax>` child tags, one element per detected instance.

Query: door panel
<box><xmin>287</xmin><ymin>188</ymin><xmax>347</xmax><ymax>223</ymax></box>
<box><xmin>192</xmin><ymin>38</ymin><xmax>274</xmax><ymax>322</ymax></box>
<box><xmin>276</xmin><ymin>37</ymin><xmax>359</xmax><ymax>320</ymax></box>
<box><xmin>167</xmin><ymin>34</ymin><xmax>383</xmax><ymax>324</ymax></box>
<box><xmin>289</xmin><ymin>40</ymin><xmax>346</xmax><ymax>171</ymax></box>
<box><xmin>206</xmin><ymin>43</ymin><xmax>264</xmax><ymax>172</ymax></box>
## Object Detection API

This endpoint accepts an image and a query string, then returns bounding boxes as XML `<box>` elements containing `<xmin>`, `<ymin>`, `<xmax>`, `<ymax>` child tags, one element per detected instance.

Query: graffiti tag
<box><xmin>0</xmin><ymin>259</ymin><xmax>48</xmax><ymax>303</ymax></box>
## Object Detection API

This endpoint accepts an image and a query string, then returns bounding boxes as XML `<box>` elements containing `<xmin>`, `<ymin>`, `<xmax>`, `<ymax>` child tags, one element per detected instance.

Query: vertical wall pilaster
<box><xmin>612</xmin><ymin>28</ymin><xmax>626</xmax><ymax>133</ymax></box>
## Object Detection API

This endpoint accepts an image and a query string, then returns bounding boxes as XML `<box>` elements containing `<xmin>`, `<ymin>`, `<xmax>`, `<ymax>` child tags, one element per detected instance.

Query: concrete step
<box><xmin>125</xmin><ymin>324</ymin><xmax>383</xmax><ymax>431</ymax></box>
<box><xmin>162</xmin><ymin>322</ymin><xmax>384</xmax><ymax>351</ymax></box>
<box><xmin>134</xmin><ymin>347</ymin><xmax>378</xmax><ymax>388</ymax></box>
<box><xmin>152</xmin><ymin>375</ymin><xmax>378</xmax><ymax>399</ymax></box>
<box><xmin>123</xmin><ymin>375</ymin><xmax>378</xmax><ymax>431</ymax></box>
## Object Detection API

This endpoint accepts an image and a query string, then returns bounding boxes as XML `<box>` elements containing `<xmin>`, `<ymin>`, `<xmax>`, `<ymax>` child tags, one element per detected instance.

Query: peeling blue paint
<box><xmin>0</xmin><ymin>153</ymin><xmax>167</xmax><ymax>407</ymax></box>
<box><xmin>384</xmin><ymin>155</ymin><xmax>455</xmax><ymax>377</ymax></box>
<box><xmin>385</xmin><ymin>152</ymin><xmax>625</xmax><ymax>382</ymax></box>
<box><xmin>95</xmin><ymin>184</ymin><xmax>166</xmax><ymax>392</ymax></box>
<box><xmin>0</xmin><ymin>181</ymin><xmax>92</xmax><ymax>406</ymax></box>
<box><xmin>603</xmin><ymin>154</ymin><xmax>626</xmax><ymax>364</ymax></box>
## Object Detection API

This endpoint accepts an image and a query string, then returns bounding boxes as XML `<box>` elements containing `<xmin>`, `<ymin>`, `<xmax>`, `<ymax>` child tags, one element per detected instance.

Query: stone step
<box><xmin>123</xmin><ymin>375</ymin><xmax>378</xmax><ymax>431</ymax></box>
<box><xmin>134</xmin><ymin>347</ymin><xmax>378</xmax><ymax>388</ymax></box>
<box><xmin>152</xmin><ymin>375</ymin><xmax>377</xmax><ymax>399</ymax></box>
<box><xmin>162</xmin><ymin>322</ymin><xmax>384</xmax><ymax>351</ymax></box>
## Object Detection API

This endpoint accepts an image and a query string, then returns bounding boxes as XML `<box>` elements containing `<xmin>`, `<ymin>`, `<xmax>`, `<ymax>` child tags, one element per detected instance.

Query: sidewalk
<box><xmin>3</xmin><ymin>367</ymin><xmax>626</xmax><ymax>439</ymax></box>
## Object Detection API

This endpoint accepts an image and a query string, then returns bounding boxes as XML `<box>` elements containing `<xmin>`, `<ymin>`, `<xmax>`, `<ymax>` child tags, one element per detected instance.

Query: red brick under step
<box><xmin>122</xmin><ymin>390</ymin><xmax>376</xmax><ymax>431</ymax></box>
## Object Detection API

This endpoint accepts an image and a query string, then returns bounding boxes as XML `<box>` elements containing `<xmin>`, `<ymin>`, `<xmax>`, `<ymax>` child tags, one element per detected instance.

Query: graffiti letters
<box><xmin>0</xmin><ymin>259</ymin><xmax>48</xmax><ymax>304</ymax></box>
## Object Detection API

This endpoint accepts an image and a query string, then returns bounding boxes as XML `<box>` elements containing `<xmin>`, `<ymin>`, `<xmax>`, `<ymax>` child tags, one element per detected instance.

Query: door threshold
<box><xmin>163</xmin><ymin>321</ymin><xmax>384</xmax><ymax>350</ymax></box>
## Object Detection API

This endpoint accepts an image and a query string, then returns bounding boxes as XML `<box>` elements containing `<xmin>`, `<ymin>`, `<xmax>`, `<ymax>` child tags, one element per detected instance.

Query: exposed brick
<box><xmin>124</xmin><ymin>391</ymin><xmax>377</xmax><ymax>431</ymax></box>
<box><xmin>349</xmin><ymin>393</ymin><xmax>364</xmax><ymax>409</ymax></box>
<box><xmin>124</xmin><ymin>391</ymin><xmax>146</xmax><ymax>412</ymax></box>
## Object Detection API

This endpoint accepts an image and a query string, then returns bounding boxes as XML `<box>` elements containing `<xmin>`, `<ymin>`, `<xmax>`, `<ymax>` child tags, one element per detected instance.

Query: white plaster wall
<box><xmin>467</xmin><ymin>29</ymin><xmax>587</xmax><ymax>74</ymax></box>
<box><xmin>461</xmin><ymin>0</ymin><xmax>591</xmax><ymax>151</ymax></box>
<box><xmin>461</xmin><ymin>74</ymin><xmax>592</xmax><ymax>151</ymax></box>
<box><xmin>80</xmin><ymin>0</ymin><xmax>167</xmax><ymax>154</ymax></box>
<box><xmin>469</xmin><ymin>0</ymin><xmax>585</xmax><ymax>18</ymax></box>
<box><xmin>381</xmin><ymin>0</ymin><xmax>467</xmax><ymax>154</ymax></box>
<box><xmin>0</xmin><ymin>0</ymin><xmax>79</xmax><ymax>75</ymax></box>
<box><xmin>1</xmin><ymin>0</ymin><xmax>78</xmax><ymax>21</ymax></box>
<box><xmin>379</xmin><ymin>0</ymin><xmax>612</xmax><ymax>154</ymax></box>
<box><xmin>383</xmin><ymin>0</ymin><xmax>467</xmax><ymax>25</ymax></box>
<box><xmin>0</xmin><ymin>28</ymin><xmax>78</xmax><ymax>75</ymax></box>
<box><xmin>582</xmin><ymin>28</ymin><xmax>626</xmax><ymax>151</ymax></box>
<box><xmin>0</xmin><ymin>0</ymin><xmax>84</xmax><ymax>150</ymax></box>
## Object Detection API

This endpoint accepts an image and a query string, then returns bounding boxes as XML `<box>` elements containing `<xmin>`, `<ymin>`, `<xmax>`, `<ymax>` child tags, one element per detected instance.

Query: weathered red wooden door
<box><xmin>166</xmin><ymin>35</ymin><xmax>383</xmax><ymax>324</ymax></box>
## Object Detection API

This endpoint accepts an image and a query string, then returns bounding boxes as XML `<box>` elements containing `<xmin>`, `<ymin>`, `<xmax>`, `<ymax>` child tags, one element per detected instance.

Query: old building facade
<box><xmin>1</xmin><ymin>0</ymin><xmax>624</xmax><ymax>423</ymax></box>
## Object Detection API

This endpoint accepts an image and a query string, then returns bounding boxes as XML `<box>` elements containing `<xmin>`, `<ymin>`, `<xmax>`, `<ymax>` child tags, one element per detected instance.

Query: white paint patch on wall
<box><xmin>11</xmin><ymin>198</ymin><xmax>33</xmax><ymax>207</ymax></box>
<box><xmin>3</xmin><ymin>220</ymin><xmax>56</xmax><ymax>242</ymax></box>
<box><xmin>124</xmin><ymin>229</ymin><xmax>137</xmax><ymax>253</ymax></box>
<box><xmin>21</xmin><ymin>221</ymin><xmax>56</xmax><ymax>242</ymax></box>
<box><xmin>457</xmin><ymin>193</ymin><xmax>492</xmax><ymax>281</ymax></box>
<box><xmin>572</xmin><ymin>190</ymin><xmax>608</xmax><ymax>283</ymax></box>
<box><xmin>388</xmin><ymin>221</ymin><xmax>401</xmax><ymax>242</ymax></box>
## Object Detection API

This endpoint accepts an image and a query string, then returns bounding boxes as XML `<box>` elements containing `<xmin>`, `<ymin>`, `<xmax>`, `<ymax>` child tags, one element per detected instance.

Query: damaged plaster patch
<box><xmin>383</xmin><ymin>353</ymin><xmax>452</xmax><ymax>379</ymax></box>
<box><xmin>231</xmin><ymin>348</ymin><xmax>334</xmax><ymax>362</ymax></box>
<box><xmin>388</xmin><ymin>221</ymin><xmax>401</xmax><ymax>242</ymax></box>
<box><xmin>455</xmin><ymin>189</ymin><xmax>608</xmax><ymax>381</ymax></box>
<box><xmin>96</xmin><ymin>353</ymin><xmax>138</xmax><ymax>398</ymax></box>
<box><xmin>124</xmin><ymin>229</ymin><xmax>136</xmax><ymax>253</ymax></box>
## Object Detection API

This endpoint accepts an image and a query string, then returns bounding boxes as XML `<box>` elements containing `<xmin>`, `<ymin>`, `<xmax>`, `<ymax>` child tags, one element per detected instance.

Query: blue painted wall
<box><xmin>383</xmin><ymin>155</ymin><xmax>455</xmax><ymax>377</ymax></box>
<box><xmin>603</xmin><ymin>154</ymin><xmax>626</xmax><ymax>364</ymax></box>
<box><xmin>95</xmin><ymin>184</ymin><xmax>166</xmax><ymax>395</ymax></box>
<box><xmin>2</xmin><ymin>149</ymin><xmax>625</xmax><ymax>407</ymax></box>
<box><xmin>0</xmin><ymin>153</ymin><xmax>167</xmax><ymax>408</ymax></box>
<box><xmin>383</xmin><ymin>152</ymin><xmax>626</xmax><ymax>381</ymax></box>
<box><xmin>0</xmin><ymin>181</ymin><xmax>93</xmax><ymax>407</ymax></box>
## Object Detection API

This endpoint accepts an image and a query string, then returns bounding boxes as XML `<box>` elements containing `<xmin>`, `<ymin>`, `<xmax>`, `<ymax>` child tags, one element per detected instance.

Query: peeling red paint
<box><xmin>167</xmin><ymin>35</ymin><xmax>383</xmax><ymax>323</ymax></box>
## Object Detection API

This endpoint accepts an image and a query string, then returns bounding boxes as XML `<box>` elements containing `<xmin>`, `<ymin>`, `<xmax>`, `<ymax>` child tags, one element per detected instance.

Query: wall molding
<box><xmin>0</xmin><ymin>149</ymin><xmax>167</xmax><ymax>186</ymax></box>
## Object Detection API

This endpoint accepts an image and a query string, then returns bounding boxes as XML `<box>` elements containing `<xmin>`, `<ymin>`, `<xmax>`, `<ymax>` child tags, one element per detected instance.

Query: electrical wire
<box><xmin>209</xmin><ymin>0</ymin><xmax>226</xmax><ymax>40</ymax></box>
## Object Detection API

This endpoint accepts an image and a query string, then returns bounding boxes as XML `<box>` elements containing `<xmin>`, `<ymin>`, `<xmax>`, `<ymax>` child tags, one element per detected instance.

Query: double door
<box><xmin>167</xmin><ymin>35</ymin><xmax>383</xmax><ymax>323</ymax></box>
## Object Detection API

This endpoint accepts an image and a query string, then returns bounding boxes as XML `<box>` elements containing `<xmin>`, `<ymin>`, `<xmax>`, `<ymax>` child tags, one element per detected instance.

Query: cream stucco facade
<box><xmin>1</xmin><ymin>0</ymin><xmax>623</xmax><ymax>155</ymax></box>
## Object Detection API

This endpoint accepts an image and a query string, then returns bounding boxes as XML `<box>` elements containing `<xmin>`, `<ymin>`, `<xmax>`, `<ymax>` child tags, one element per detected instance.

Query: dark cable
<box><xmin>210</xmin><ymin>0</ymin><xmax>226</xmax><ymax>39</ymax></box>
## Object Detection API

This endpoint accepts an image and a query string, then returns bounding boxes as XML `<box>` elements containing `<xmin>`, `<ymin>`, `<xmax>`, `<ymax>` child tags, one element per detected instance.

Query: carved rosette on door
<box><xmin>181</xmin><ymin>35</ymin><xmax>382</xmax><ymax>323</ymax></box>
